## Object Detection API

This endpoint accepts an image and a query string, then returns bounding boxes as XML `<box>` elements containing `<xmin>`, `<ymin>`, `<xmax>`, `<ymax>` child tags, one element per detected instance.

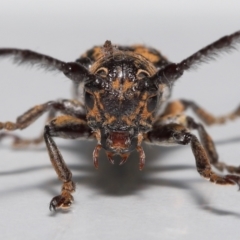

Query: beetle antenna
<box><xmin>152</xmin><ymin>30</ymin><xmax>240</xmax><ymax>86</ymax></box>
<box><xmin>0</xmin><ymin>48</ymin><xmax>92</xmax><ymax>84</ymax></box>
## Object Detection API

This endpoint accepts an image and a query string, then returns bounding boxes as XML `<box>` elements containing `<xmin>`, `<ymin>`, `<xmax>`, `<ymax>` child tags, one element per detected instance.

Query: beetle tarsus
<box><xmin>49</xmin><ymin>192</ymin><xmax>74</xmax><ymax>211</ymax></box>
<box><xmin>225</xmin><ymin>175</ymin><xmax>240</xmax><ymax>190</ymax></box>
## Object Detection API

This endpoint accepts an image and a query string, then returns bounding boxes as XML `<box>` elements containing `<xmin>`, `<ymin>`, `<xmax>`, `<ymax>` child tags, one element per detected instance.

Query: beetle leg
<box><xmin>155</xmin><ymin>100</ymin><xmax>240</xmax><ymax>126</ymax></box>
<box><xmin>180</xmin><ymin>99</ymin><xmax>240</xmax><ymax>126</ymax></box>
<box><xmin>155</xmin><ymin>100</ymin><xmax>240</xmax><ymax>174</ymax></box>
<box><xmin>186</xmin><ymin>116</ymin><xmax>218</xmax><ymax>163</ymax></box>
<box><xmin>0</xmin><ymin>108</ymin><xmax>55</xmax><ymax>147</ymax></box>
<box><xmin>0</xmin><ymin>99</ymin><xmax>85</xmax><ymax>147</ymax></box>
<box><xmin>44</xmin><ymin>115</ymin><xmax>92</xmax><ymax>211</ymax></box>
<box><xmin>146</xmin><ymin>123</ymin><xmax>240</xmax><ymax>188</ymax></box>
<box><xmin>186</xmin><ymin>116</ymin><xmax>240</xmax><ymax>174</ymax></box>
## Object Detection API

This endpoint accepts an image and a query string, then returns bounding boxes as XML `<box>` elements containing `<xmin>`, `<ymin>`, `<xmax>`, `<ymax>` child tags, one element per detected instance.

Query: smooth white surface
<box><xmin>0</xmin><ymin>1</ymin><xmax>240</xmax><ymax>240</ymax></box>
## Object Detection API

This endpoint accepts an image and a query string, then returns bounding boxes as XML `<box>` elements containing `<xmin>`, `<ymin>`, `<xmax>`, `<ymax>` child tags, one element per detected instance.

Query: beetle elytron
<box><xmin>1</xmin><ymin>31</ymin><xmax>240</xmax><ymax>211</ymax></box>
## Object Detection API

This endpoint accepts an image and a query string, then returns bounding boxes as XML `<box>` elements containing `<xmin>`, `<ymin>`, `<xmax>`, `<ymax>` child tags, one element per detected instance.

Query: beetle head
<box><xmin>83</xmin><ymin>41</ymin><xmax>165</xmax><ymax>168</ymax></box>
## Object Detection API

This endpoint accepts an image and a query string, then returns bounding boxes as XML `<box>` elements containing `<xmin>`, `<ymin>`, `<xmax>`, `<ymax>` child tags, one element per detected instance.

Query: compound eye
<box><xmin>136</xmin><ymin>69</ymin><xmax>150</xmax><ymax>80</ymax></box>
<box><xmin>96</xmin><ymin>67</ymin><xmax>108</xmax><ymax>78</ymax></box>
<box><xmin>85</xmin><ymin>91</ymin><xmax>95</xmax><ymax>109</ymax></box>
<box><xmin>147</xmin><ymin>95</ymin><xmax>158</xmax><ymax>112</ymax></box>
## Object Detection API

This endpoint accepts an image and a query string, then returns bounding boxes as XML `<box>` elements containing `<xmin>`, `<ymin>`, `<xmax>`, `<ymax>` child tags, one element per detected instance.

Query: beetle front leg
<box><xmin>146</xmin><ymin>124</ymin><xmax>240</xmax><ymax>187</ymax></box>
<box><xmin>43</xmin><ymin>115</ymin><xmax>91</xmax><ymax>211</ymax></box>
<box><xmin>44</xmin><ymin>126</ymin><xmax>75</xmax><ymax>211</ymax></box>
<box><xmin>190</xmin><ymin>134</ymin><xmax>240</xmax><ymax>187</ymax></box>
<box><xmin>0</xmin><ymin>99</ymin><xmax>85</xmax><ymax>147</ymax></box>
<box><xmin>186</xmin><ymin>116</ymin><xmax>240</xmax><ymax>174</ymax></box>
<box><xmin>154</xmin><ymin>100</ymin><xmax>240</xmax><ymax>174</ymax></box>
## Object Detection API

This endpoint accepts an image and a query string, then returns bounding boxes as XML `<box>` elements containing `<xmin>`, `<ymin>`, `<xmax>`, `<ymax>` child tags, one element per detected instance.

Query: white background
<box><xmin>0</xmin><ymin>1</ymin><xmax>240</xmax><ymax>239</ymax></box>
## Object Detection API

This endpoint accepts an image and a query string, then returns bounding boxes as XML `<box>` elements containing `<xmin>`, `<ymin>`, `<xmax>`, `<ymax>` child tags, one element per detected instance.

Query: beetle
<box><xmin>0</xmin><ymin>31</ymin><xmax>240</xmax><ymax>211</ymax></box>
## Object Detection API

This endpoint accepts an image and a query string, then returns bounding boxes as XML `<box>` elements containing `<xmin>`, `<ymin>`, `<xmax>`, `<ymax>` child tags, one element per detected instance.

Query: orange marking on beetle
<box><xmin>195</xmin><ymin>108</ymin><xmax>218</xmax><ymax>125</ymax></box>
<box><xmin>132</xmin><ymin>45</ymin><xmax>161</xmax><ymax>63</ymax></box>
<box><xmin>103</xmin><ymin>115</ymin><xmax>117</xmax><ymax>126</ymax></box>
<box><xmin>164</xmin><ymin>101</ymin><xmax>185</xmax><ymax>116</ymax></box>
<box><xmin>90</xmin><ymin>50</ymin><xmax>157</xmax><ymax>76</ymax></box>
<box><xmin>121</xmin><ymin>116</ymin><xmax>134</xmax><ymax>126</ymax></box>
<box><xmin>122</xmin><ymin>79</ymin><xmax>134</xmax><ymax>92</ymax></box>
<box><xmin>53</xmin><ymin>115</ymin><xmax>86</xmax><ymax>126</ymax></box>
<box><xmin>141</xmin><ymin>105</ymin><xmax>152</xmax><ymax>118</ymax></box>
<box><xmin>86</xmin><ymin>99</ymin><xmax>102</xmax><ymax>122</ymax></box>
<box><xmin>112</xmin><ymin>78</ymin><xmax>121</xmax><ymax>90</ymax></box>
<box><xmin>92</xmin><ymin>47</ymin><xmax>104</xmax><ymax>61</ymax></box>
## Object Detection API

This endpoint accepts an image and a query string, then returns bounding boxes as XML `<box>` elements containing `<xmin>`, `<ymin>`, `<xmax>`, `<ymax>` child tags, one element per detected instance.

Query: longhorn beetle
<box><xmin>0</xmin><ymin>31</ymin><xmax>240</xmax><ymax>211</ymax></box>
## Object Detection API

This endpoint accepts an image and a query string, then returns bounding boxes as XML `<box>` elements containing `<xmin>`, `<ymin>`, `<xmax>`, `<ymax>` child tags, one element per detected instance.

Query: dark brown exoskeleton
<box><xmin>1</xmin><ymin>31</ymin><xmax>240</xmax><ymax>211</ymax></box>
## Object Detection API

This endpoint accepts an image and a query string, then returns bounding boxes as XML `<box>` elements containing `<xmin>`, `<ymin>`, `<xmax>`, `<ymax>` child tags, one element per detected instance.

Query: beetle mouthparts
<box><xmin>107</xmin><ymin>131</ymin><xmax>131</xmax><ymax>150</ymax></box>
<box><xmin>92</xmin><ymin>143</ymin><xmax>146</xmax><ymax>170</ymax></box>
